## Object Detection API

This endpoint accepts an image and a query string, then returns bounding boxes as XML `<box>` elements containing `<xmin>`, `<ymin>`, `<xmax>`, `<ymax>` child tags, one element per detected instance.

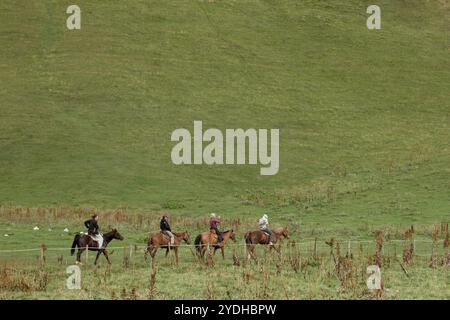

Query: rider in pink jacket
<box><xmin>209</xmin><ymin>213</ymin><xmax>223</xmax><ymax>244</ymax></box>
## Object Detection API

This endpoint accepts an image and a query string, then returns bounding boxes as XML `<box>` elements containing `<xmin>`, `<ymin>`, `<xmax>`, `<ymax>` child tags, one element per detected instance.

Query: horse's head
<box><xmin>112</xmin><ymin>228</ymin><xmax>124</xmax><ymax>241</ymax></box>
<box><xmin>282</xmin><ymin>226</ymin><xmax>289</xmax><ymax>239</ymax></box>
<box><xmin>182</xmin><ymin>231</ymin><xmax>191</xmax><ymax>245</ymax></box>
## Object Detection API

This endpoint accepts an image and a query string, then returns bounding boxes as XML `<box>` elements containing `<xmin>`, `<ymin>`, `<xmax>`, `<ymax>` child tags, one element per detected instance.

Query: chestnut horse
<box><xmin>244</xmin><ymin>226</ymin><xmax>289</xmax><ymax>260</ymax></box>
<box><xmin>70</xmin><ymin>229</ymin><xmax>124</xmax><ymax>265</ymax></box>
<box><xmin>145</xmin><ymin>231</ymin><xmax>190</xmax><ymax>265</ymax></box>
<box><xmin>194</xmin><ymin>229</ymin><xmax>236</xmax><ymax>260</ymax></box>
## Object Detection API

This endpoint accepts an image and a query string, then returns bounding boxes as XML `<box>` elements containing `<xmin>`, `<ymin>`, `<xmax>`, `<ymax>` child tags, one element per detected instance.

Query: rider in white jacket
<box><xmin>259</xmin><ymin>214</ymin><xmax>273</xmax><ymax>245</ymax></box>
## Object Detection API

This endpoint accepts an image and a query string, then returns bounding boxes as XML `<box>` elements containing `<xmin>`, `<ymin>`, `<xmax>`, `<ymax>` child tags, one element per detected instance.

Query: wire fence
<box><xmin>0</xmin><ymin>238</ymin><xmax>448</xmax><ymax>259</ymax></box>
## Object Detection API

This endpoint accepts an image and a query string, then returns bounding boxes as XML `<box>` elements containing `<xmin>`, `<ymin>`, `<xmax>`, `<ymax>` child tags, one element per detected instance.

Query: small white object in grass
<box><xmin>64</xmin><ymin>228</ymin><xmax>69</xmax><ymax>232</ymax></box>
<box><xmin>33</xmin><ymin>226</ymin><xmax>39</xmax><ymax>231</ymax></box>
<box><xmin>48</xmin><ymin>228</ymin><xmax>52</xmax><ymax>231</ymax></box>
<box><xmin>4</xmin><ymin>234</ymin><xmax>9</xmax><ymax>237</ymax></box>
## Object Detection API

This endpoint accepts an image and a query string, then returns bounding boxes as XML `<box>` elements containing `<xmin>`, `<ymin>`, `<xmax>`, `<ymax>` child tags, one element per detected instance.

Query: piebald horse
<box><xmin>70</xmin><ymin>229</ymin><xmax>124</xmax><ymax>265</ymax></box>
<box><xmin>145</xmin><ymin>231</ymin><xmax>191</xmax><ymax>265</ymax></box>
<box><xmin>244</xmin><ymin>226</ymin><xmax>289</xmax><ymax>260</ymax></box>
<box><xmin>194</xmin><ymin>229</ymin><xmax>236</xmax><ymax>260</ymax></box>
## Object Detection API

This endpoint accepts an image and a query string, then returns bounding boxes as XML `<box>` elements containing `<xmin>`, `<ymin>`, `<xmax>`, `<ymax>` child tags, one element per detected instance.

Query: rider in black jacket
<box><xmin>160</xmin><ymin>214</ymin><xmax>174</xmax><ymax>246</ymax></box>
<box><xmin>84</xmin><ymin>214</ymin><xmax>100</xmax><ymax>235</ymax></box>
<box><xmin>84</xmin><ymin>214</ymin><xmax>103</xmax><ymax>248</ymax></box>
<box><xmin>160</xmin><ymin>216</ymin><xmax>171</xmax><ymax>232</ymax></box>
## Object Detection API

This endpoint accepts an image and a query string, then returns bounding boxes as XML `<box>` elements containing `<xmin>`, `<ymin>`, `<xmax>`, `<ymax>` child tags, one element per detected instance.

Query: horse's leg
<box><xmin>144</xmin><ymin>243</ymin><xmax>151</xmax><ymax>261</ymax></box>
<box><xmin>149</xmin><ymin>244</ymin><xmax>157</xmax><ymax>268</ymax></box>
<box><xmin>197</xmin><ymin>243</ymin><xmax>205</xmax><ymax>262</ymax></box>
<box><xmin>150</xmin><ymin>245</ymin><xmax>158</xmax><ymax>259</ymax></box>
<box><xmin>201</xmin><ymin>245</ymin><xmax>206</xmax><ymax>259</ymax></box>
<box><xmin>221</xmin><ymin>246</ymin><xmax>225</xmax><ymax>260</ymax></box>
<box><xmin>165</xmin><ymin>247</ymin><xmax>169</xmax><ymax>258</ymax></box>
<box><xmin>76</xmin><ymin>247</ymin><xmax>84</xmax><ymax>264</ymax></box>
<box><xmin>148</xmin><ymin>244</ymin><xmax>154</xmax><ymax>258</ymax></box>
<box><xmin>103</xmin><ymin>250</ymin><xmax>112</xmax><ymax>265</ymax></box>
<box><xmin>94</xmin><ymin>250</ymin><xmax>101</xmax><ymax>265</ymax></box>
<box><xmin>250</xmin><ymin>245</ymin><xmax>258</xmax><ymax>261</ymax></box>
<box><xmin>271</xmin><ymin>240</ymin><xmax>281</xmax><ymax>253</ymax></box>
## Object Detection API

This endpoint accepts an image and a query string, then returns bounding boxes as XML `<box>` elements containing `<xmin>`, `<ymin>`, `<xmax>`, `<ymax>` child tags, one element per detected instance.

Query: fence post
<box><xmin>40</xmin><ymin>244</ymin><xmax>46</xmax><ymax>267</ymax></box>
<box><xmin>313</xmin><ymin>238</ymin><xmax>317</xmax><ymax>259</ymax></box>
<box><xmin>129</xmin><ymin>245</ymin><xmax>133</xmax><ymax>267</ymax></box>
<box><xmin>347</xmin><ymin>240</ymin><xmax>351</xmax><ymax>257</ymax></box>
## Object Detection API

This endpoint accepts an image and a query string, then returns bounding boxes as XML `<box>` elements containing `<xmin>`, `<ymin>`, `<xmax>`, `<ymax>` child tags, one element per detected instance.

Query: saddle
<box><xmin>262</xmin><ymin>230</ymin><xmax>271</xmax><ymax>244</ymax></box>
<box><xmin>161</xmin><ymin>232</ymin><xmax>175</xmax><ymax>245</ymax></box>
<box><xmin>209</xmin><ymin>229</ymin><xmax>224</xmax><ymax>245</ymax></box>
<box><xmin>87</xmin><ymin>233</ymin><xmax>103</xmax><ymax>248</ymax></box>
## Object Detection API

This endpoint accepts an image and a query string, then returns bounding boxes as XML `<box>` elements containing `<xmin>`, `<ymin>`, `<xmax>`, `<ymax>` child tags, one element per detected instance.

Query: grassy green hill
<box><xmin>0</xmin><ymin>0</ymin><xmax>449</xmax><ymax>228</ymax></box>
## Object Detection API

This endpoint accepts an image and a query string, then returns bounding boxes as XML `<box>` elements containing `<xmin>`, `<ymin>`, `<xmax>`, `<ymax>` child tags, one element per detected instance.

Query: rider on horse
<box><xmin>160</xmin><ymin>214</ymin><xmax>175</xmax><ymax>246</ymax></box>
<box><xmin>209</xmin><ymin>213</ymin><xmax>223</xmax><ymax>244</ymax></box>
<box><xmin>259</xmin><ymin>214</ymin><xmax>273</xmax><ymax>245</ymax></box>
<box><xmin>84</xmin><ymin>214</ymin><xmax>103</xmax><ymax>248</ymax></box>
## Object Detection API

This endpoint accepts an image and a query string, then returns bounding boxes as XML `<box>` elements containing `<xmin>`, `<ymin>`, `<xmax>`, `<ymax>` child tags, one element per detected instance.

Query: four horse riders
<box><xmin>259</xmin><ymin>214</ymin><xmax>273</xmax><ymax>245</ymax></box>
<box><xmin>209</xmin><ymin>213</ymin><xmax>224</xmax><ymax>244</ymax></box>
<box><xmin>83</xmin><ymin>212</ymin><xmax>273</xmax><ymax>250</ymax></box>
<box><xmin>84</xmin><ymin>214</ymin><xmax>104</xmax><ymax>248</ymax></box>
<box><xmin>160</xmin><ymin>214</ymin><xmax>175</xmax><ymax>246</ymax></box>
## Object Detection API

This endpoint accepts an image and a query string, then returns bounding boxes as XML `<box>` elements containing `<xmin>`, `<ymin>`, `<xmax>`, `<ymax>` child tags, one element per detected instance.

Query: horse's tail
<box><xmin>244</xmin><ymin>231</ymin><xmax>251</xmax><ymax>244</ymax></box>
<box><xmin>71</xmin><ymin>234</ymin><xmax>80</xmax><ymax>255</ymax></box>
<box><xmin>147</xmin><ymin>237</ymin><xmax>153</xmax><ymax>253</ymax></box>
<box><xmin>194</xmin><ymin>234</ymin><xmax>202</xmax><ymax>252</ymax></box>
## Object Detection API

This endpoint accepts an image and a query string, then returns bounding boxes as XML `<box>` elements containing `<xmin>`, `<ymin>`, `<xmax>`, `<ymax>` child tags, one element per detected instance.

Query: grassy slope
<box><xmin>0</xmin><ymin>0</ymin><xmax>449</xmax><ymax>229</ymax></box>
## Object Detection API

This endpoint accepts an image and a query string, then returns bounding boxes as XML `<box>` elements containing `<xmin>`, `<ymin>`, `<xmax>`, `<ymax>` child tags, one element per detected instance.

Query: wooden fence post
<box><xmin>40</xmin><ymin>244</ymin><xmax>47</xmax><ymax>267</ymax></box>
<box><xmin>347</xmin><ymin>240</ymin><xmax>351</xmax><ymax>257</ymax></box>
<box><xmin>313</xmin><ymin>238</ymin><xmax>317</xmax><ymax>259</ymax></box>
<box><xmin>129</xmin><ymin>245</ymin><xmax>133</xmax><ymax>267</ymax></box>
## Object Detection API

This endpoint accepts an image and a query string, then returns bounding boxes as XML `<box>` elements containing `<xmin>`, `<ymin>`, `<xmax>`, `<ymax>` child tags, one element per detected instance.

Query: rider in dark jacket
<box><xmin>160</xmin><ymin>214</ymin><xmax>174</xmax><ymax>245</ymax></box>
<box><xmin>160</xmin><ymin>216</ymin><xmax>171</xmax><ymax>232</ymax></box>
<box><xmin>84</xmin><ymin>214</ymin><xmax>103</xmax><ymax>248</ymax></box>
<box><xmin>84</xmin><ymin>214</ymin><xmax>99</xmax><ymax>235</ymax></box>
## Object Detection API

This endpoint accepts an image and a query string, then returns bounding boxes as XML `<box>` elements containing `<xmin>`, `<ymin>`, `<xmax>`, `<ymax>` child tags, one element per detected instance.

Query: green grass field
<box><xmin>0</xmin><ymin>208</ymin><xmax>449</xmax><ymax>299</ymax></box>
<box><xmin>0</xmin><ymin>0</ymin><xmax>449</xmax><ymax>299</ymax></box>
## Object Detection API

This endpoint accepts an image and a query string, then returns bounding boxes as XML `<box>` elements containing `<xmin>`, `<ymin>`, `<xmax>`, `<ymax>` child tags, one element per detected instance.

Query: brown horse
<box><xmin>194</xmin><ymin>229</ymin><xmax>236</xmax><ymax>260</ymax></box>
<box><xmin>70</xmin><ymin>229</ymin><xmax>124</xmax><ymax>265</ymax></box>
<box><xmin>244</xmin><ymin>226</ymin><xmax>289</xmax><ymax>260</ymax></box>
<box><xmin>145</xmin><ymin>231</ymin><xmax>191</xmax><ymax>265</ymax></box>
